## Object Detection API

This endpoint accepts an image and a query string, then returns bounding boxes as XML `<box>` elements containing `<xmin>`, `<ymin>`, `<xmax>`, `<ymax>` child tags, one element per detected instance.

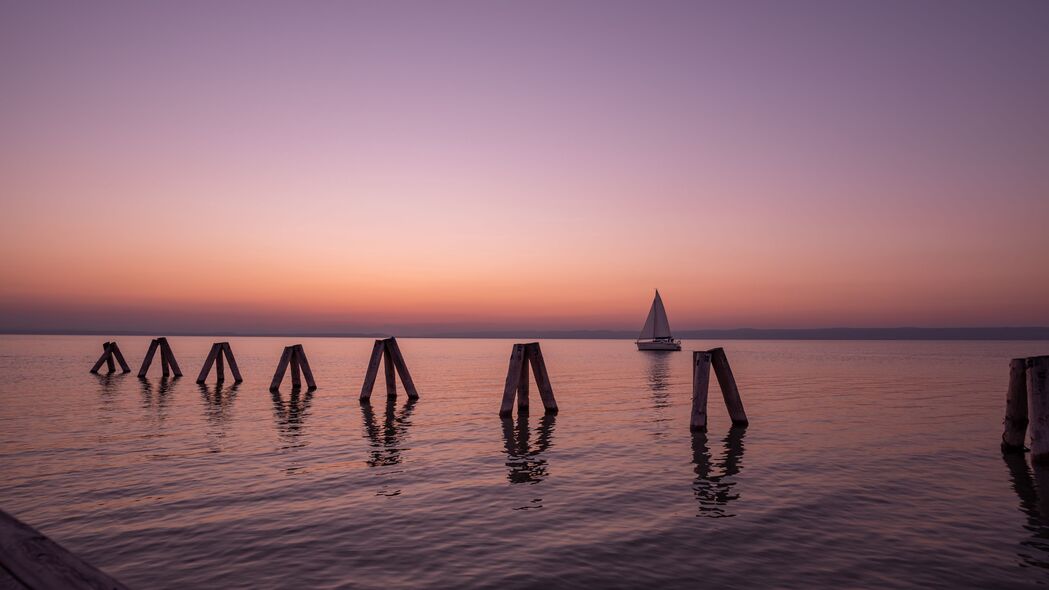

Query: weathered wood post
<box><xmin>138</xmin><ymin>337</ymin><xmax>182</xmax><ymax>378</ymax></box>
<box><xmin>196</xmin><ymin>342</ymin><xmax>244</xmax><ymax>384</ymax></box>
<box><xmin>0</xmin><ymin>509</ymin><xmax>129</xmax><ymax>589</ymax></box>
<box><xmin>1002</xmin><ymin>358</ymin><xmax>1029</xmax><ymax>453</ymax></box>
<box><xmin>691</xmin><ymin>351</ymin><xmax>712</xmax><ymax>431</ymax></box>
<box><xmin>270</xmin><ymin>344</ymin><xmax>317</xmax><ymax>391</ymax></box>
<box><xmin>359</xmin><ymin>337</ymin><xmax>419</xmax><ymax>401</ymax></box>
<box><xmin>1028</xmin><ymin>356</ymin><xmax>1049</xmax><ymax>463</ymax></box>
<box><xmin>499</xmin><ymin>342</ymin><xmax>557</xmax><ymax>417</ymax></box>
<box><xmin>89</xmin><ymin>341</ymin><xmax>131</xmax><ymax>374</ymax></box>
<box><xmin>708</xmin><ymin>347</ymin><xmax>749</xmax><ymax>427</ymax></box>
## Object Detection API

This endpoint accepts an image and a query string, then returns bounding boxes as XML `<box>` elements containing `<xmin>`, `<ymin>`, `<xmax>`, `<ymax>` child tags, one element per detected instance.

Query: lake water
<box><xmin>1</xmin><ymin>335</ymin><xmax>1048</xmax><ymax>588</ymax></box>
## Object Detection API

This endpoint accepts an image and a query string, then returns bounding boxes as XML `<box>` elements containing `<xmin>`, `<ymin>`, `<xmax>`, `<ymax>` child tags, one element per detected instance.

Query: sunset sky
<box><xmin>1</xmin><ymin>1</ymin><xmax>1047</xmax><ymax>334</ymax></box>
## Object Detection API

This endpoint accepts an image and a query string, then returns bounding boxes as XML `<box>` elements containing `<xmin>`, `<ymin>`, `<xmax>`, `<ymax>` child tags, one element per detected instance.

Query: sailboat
<box><xmin>636</xmin><ymin>290</ymin><xmax>682</xmax><ymax>351</ymax></box>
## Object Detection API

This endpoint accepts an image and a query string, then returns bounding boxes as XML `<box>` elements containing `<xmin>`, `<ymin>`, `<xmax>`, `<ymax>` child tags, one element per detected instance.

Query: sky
<box><xmin>1</xmin><ymin>0</ymin><xmax>1047</xmax><ymax>334</ymax></box>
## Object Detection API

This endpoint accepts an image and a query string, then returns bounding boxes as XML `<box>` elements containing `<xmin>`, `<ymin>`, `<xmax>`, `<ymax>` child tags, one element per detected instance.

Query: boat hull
<box><xmin>636</xmin><ymin>340</ymin><xmax>681</xmax><ymax>351</ymax></box>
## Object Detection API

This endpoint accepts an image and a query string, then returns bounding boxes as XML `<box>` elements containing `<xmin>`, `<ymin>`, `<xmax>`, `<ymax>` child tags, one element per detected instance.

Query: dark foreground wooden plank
<box><xmin>0</xmin><ymin>509</ymin><xmax>128</xmax><ymax>590</ymax></box>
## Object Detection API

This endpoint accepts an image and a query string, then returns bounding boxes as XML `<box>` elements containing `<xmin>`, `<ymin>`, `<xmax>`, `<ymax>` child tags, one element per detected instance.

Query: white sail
<box><xmin>638</xmin><ymin>290</ymin><xmax>673</xmax><ymax>340</ymax></box>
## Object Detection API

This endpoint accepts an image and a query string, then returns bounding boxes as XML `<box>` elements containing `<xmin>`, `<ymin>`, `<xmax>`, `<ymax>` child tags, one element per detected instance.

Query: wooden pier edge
<box><xmin>0</xmin><ymin>509</ymin><xmax>129</xmax><ymax>590</ymax></box>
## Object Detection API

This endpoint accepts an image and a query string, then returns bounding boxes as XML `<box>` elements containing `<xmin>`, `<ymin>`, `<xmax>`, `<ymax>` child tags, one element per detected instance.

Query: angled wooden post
<box><xmin>527</xmin><ymin>343</ymin><xmax>558</xmax><ymax>414</ymax></box>
<box><xmin>708</xmin><ymin>347</ymin><xmax>748</xmax><ymax>426</ymax></box>
<box><xmin>294</xmin><ymin>345</ymin><xmax>317</xmax><ymax>389</ymax></box>
<box><xmin>499</xmin><ymin>344</ymin><xmax>526</xmax><ymax>417</ymax></box>
<box><xmin>222</xmin><ymin>343</ymin><xmax>243</xmax><ymax>382</ymax></box>
<box><xmin>500</xmin><ymin>343</ymin><xmax>557</xmax><ymax>417</ymax></box>
<box><xmin>518</xmin><ymin>346</ymin><xmax>530</xmax><ymax>412</ymax></box>
<box><xmin>359</xmin><ymin>337</ymin><xmax>419</xmax><ymax>401</ymax></box>
<box><xmin>110</xmin><ymin>342</ymin><xmax>131</xmax><ymax>373</ymax></box>
<box><xmin>360</xmin><ymin>340</ymin><xmax>385</xmax><ymax>401</ymax></box>
<box><xmin>159</xmin><ymin>338</ymin><xmax>182</xmax><ymax>377</ymax></box>
<box><xmin>386</xmin><ymin>338</ymin><xmax>419</xmax><ymax>399</ymax></box>
<box><xmin>270</xmin><ymin>346</ymin><xmax>293</xmax><ymax>390</ymax></box>
<box><xmin>691</xmin><ymin>351</ymin><xmax>712</xmax><ymax>432</ymax></box>
<box><xmin>215</xmin><ymin>347</ymin><xmax>225</xmax><ymax>382</ymax></box>
<box><xmin>105</xmin><ymin>342</ymin><xmax>116</xmax><ymax>373</ymax></box>
<box><xmin>196</xmin><ymin>343</ymin><xmax>222</xmax><ymax>383</ymax></box>
<box><xmin>290</xmin><ymin>347</ymin><xmax>302</xmax><ymax>388</ymax></box>
<box><xmin>137</xmin><ymin>339</ymin><xmax>160</xmax><ymax>377</ymax></box>
<box><xmin>1003</xmin><ymin>358</ymin><xmax>1029</xmax><ymax>453</ymax></box>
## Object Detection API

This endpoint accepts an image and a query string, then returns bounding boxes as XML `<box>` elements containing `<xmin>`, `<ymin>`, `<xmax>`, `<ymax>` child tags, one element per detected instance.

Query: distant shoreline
<box><xmin>1</xmin><ymin>327</ymin><xmax>1047</xmax><ymax>340</ymax></box>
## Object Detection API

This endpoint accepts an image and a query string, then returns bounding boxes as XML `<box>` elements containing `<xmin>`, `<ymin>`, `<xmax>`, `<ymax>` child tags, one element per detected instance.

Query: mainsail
<box><xmin>638</xmin><ymin>290</ymin><xmax>673</xmax><ymax>340</ymax></box>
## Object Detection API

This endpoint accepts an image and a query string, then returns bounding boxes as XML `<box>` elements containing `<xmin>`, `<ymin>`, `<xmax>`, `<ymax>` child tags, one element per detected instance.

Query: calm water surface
<box><xmin>1</xmin><ymin>336</ymin><xmax>1048</xmax><ymax>588</ymax></box>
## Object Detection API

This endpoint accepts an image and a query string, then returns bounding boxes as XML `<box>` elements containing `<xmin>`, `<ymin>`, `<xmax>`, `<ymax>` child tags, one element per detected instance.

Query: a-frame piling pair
<box><xmin>360</xmin><ymin>337</ymin><xmax>418</xmax><ymax>401</ymax></box>
<box><xmin>270</xmin><ymin>344</ymin><xmax>317</xmax><ymax>390</ymax></box>
<box><xmin>138</xmin><ymin>337</ymin><xmax>182</xmax><ymax>378</ymax></box>
<box><xmin>196</xmin><ymin>342</ymin><xmax>243</xmax><ymax>384</ymax></box>
<box><xmin>499</xmin><ymin>342</ymin><xmax>558</xmax><ymax>417</ymax></box>
<box><xmin>89</xmin><ymin>342</ymin><xmax>131</xmax><ymax>374</ymax></box>
<box><xmin>691</xmin><ymin>347</ymin><xmax>748</xmax><ymax>431</ymax></box>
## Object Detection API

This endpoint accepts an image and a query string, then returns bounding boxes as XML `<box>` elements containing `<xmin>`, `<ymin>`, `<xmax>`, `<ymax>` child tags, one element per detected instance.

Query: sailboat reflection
<box><xmin>1003</xmin><ymin>453</ymin><xmax>1049</xmax><ymax>568</ymax></box>
<box><xmin>271</xmin><ymin>387</ymin><xmax>313</xmax><ymax>447</ymax></box>
<box><xmin>502</xmin><ymin>413</ymin><xmax>557</xmax><ymax>485</ymax></box>
<box><xmin>692</xmin><ymin>426</ymin><xmax>746</xmax><ymax>517</ymax></box>
<box><xmin>360</xmin><ymin>397</ymin><xmax>417</xmax><ymax>468</ymax></box>
<box><xmin>646</xmin><ymin>352</ymin><xmax>673</xmax><ymax>438</ymax></box>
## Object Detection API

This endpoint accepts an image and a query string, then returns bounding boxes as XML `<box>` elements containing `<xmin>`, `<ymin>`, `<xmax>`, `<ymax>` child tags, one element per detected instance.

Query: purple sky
<box><xmin>1</xmin><ymin>1</ymin><xmax>1047</xmax><ymax>333</ymax></box>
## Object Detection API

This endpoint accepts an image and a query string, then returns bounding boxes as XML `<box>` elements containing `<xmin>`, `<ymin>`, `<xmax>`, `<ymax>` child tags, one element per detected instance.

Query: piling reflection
<box><xmin>692</xmin><ymin>427</ymin><xmax>746</xmax><ymax>517</ymax></box>
<box><xmin>271</xmin><ymin>387</ymin><xmax>313</xmax><ymax>448</ymax></box>
<box><xmin>199</xmin><ymin>383</ymin><xmax>239</xmax><ymax>450</ymax></box>
<box><xmin>502</xmin><ymin>413</ymin><xmax>557</xmax><ymax>486</ymax></box>
<box><xmin>1003</xmin><ymin>453</ymin><xmax>1049</xmax><ymax>568</ymax></box>
<box><xmin>645</xmin><ymin>352</ymin><xmax>673</xmax><ymax>438</ymax></box>
<box><xmin>139</xmin><ymin>376</ymin><xmax>174</xmax><ymax>423</ymax></box>
<box><xmin>360</xmin><ymin>397</ymin><xmax>417</xmax><ymax>468</ymax></box>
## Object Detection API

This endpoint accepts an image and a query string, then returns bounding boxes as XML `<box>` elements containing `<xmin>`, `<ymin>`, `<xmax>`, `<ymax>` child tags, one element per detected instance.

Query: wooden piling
<box><xmin>269</xmin><ymin>346</ymin><xmax>292</xmax><ymax>390</ymax></box>
<box><xmin>270</xmin><ymin>345</ymin><xmax>316</xmax><ymax>391</ymax></box>
<box><xmin>1028</xmin><ymin>356</ymin><xmax>1049</xmax><ymax>463</ymax></box>
<box><xmin>222</xmin><ymin>343</ymin><xmax>243</xmax><ymax>382</ymax></box>
<box><xmin>1002</xmin><ymin>358</ymin><xmax>1029</xmax><ymax>453</ymax></box>
<box><xmin>499</xmin><ymin>344</ymin><xmax>526</xmax><ymax>418</ymax></box>
<box><xmin>196</xmin><ymin>342</ymin><xmax>243</xmax><ymax>384</ymax></box>
<box><xmin>691</xmin><ymin>351</ymin><xmax>712</xmax><ymax>432</ymax></box>
<box><xmin>359</xmin><ymin>338</ymin><xmax>419</xmax><ymax>401</ymax></box>
<box><xmin>138</xmin><ymin>337</ymin><xmax>182</xmax><ymax>378</ymax></box>
<box><xmin>500</xmin><ymin>343</ymin><xmax>557</xmax><ymax>417</ymax></box>
<box><xmin>708</xmin><ymin>347</ymin><xmax>749</xmax><ymax>427</ymax></box>
<box><xmin>0</xmin><ymin>508</ymin><xmax>129</xmax><ymax>589</ymax></box>
<box><xmin>105</xmin><ymin>343</ymin><xmax>116</xmax><ymax>373</ymax></box>
<box><xmin>90</xmin><ymin>341</ymin><xmax>130</xmax><ymax>374</ymax></box>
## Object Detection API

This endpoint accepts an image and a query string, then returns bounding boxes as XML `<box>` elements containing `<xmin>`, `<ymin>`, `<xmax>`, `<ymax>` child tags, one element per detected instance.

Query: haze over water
<box><xmin>2</xmin><ymin>335</ymin><xmax>1048</xmax><ymax>588</ymax></box>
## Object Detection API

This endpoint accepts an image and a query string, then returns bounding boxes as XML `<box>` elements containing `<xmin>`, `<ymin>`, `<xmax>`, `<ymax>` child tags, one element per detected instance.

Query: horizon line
<box><xmin>2</xmin><ymin>326</ymin><xmax>1048</xmax><ymax>341</ymax></box>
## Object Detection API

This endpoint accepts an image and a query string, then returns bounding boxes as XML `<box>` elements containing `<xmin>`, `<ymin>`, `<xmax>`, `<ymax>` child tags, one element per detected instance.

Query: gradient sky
<box><xmin>1</xmin><ymin>1</ymin><xmax>1047</xmax><ymax>334</ymax></box>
